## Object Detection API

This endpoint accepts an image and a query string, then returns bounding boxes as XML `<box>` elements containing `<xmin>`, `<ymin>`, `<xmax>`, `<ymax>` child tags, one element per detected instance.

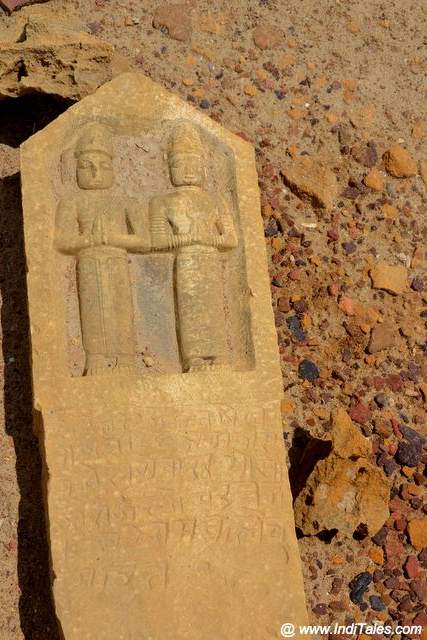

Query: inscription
<box><xmin>50</xmin><ymin>405</ymin><xmax>288</xmax><ymax>556</ymax></box>
<box><xmin>58</xmin><ymin>406</ymin><xmax>280</xmax><ymax>460</ymax></box>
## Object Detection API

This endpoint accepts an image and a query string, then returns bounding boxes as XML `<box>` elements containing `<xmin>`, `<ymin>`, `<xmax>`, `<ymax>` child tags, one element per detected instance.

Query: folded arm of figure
<box><xmin>214</xmin><ymin>196</ymin><xmax>238</xmax><ymax>250</ymax></box>
<box><xmin>103</xmin><ymin>199</ymin><xmax>150</xmax><ymax>252</ymax></box>
<box><xmin>149</xmin><ymin>197</ymin><xmax>176</xmax><ymax>250</ymax></box>
<box><xmin>54</xmin><ymin>200</ymin><xmax>93</xmax><ymax>254</ymax></box>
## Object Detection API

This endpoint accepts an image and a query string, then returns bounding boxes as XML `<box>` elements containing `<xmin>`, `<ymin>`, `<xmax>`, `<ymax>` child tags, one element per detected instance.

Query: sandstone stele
<box><xmin>21</xmin><ymin>72</ymin><xmax>310</xmax><ymax>639</ymax></box>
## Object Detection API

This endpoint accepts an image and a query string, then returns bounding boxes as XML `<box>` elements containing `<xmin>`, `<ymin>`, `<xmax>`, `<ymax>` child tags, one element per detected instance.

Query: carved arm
<box><xmin>215</xmin><ymin>196</ymin><xmax>238</xmax><ymax>250</ymax></box>
<box><xmin>149</xmin><ymin>197</ymin><xmax>175</xmax><ymax>250</ymax></box>
<box><xmin>105</xmin><ymin>199</ymin><xmax>150</xmax><ymax>252</ymax></box>
<box><xmin>54</xmin><ymin>200</ymin><xmax>92</xmax><ymax>255</ymax></box>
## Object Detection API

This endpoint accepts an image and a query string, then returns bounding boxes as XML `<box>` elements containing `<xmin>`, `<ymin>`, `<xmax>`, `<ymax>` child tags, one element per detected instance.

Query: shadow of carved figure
<box><xmin>55</xmin><ymin>122</ymin><xmax>148</xmax><ymax>376</ymax></box>
<box><xmin>150</xmin><ymin>122</ymin><xmax>238</xmax><ymax>372</ymax></box>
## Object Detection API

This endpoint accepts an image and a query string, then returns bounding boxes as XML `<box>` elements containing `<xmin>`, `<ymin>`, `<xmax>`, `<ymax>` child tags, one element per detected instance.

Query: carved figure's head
<box><xmin>168</xmin><ymin>122</ymin><xmax>205</xmax><ymax>187</ymax></box>
<box><xmin>75</xmin><ymin>122</ymin><xmax>114</xmax><ymax>190</ymax></box>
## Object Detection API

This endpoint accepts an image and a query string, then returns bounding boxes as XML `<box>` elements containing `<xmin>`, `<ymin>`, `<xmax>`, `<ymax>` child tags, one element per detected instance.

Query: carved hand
<box><xmin>91</xmin><ymin>217</ymin><xmax>104</xmax><ymax>246</ymax></box>
<box><xmin>193</xmin><ymin>233</ymin><xmax>216</xmax><ymax>247</ymax></box>
<box><xmin>151</xmin><ymin>234</ymin><xmax>172</xmax><ymax>251</ymax></box>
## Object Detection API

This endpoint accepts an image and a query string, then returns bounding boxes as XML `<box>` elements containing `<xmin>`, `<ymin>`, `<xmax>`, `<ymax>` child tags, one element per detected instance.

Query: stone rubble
<box><xmin>0</xmin><ymin>9</ymin><xmax>118</xmax><ymax>100</ymax></box>
<box><xmin>281</xmin><ymin>156</ymin><xmax>338</xmax><ymax>209</ymax></box>
<box><xmin>294</xmin><ymin>406</ymin><xmax>390</xmax><ymax>537</ymax></box>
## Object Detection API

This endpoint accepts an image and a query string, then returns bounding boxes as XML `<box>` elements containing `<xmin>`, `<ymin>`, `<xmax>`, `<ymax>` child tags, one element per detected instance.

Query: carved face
<box><xmin>77</xmin><ymin>151</ymin><xmax>114</xmax><ymax>190</ymax></box>
<box><xmin>169</xmin><ymin>153</ymin><xmax>203</xmax><ymax>187</ymax></box>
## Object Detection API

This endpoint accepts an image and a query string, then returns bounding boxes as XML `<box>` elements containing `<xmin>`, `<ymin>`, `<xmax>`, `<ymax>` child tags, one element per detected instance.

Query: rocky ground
<box><xmin>0</xmin><ymin>0</ymin><xmax>426</xmax><ymax>638</ymax></box>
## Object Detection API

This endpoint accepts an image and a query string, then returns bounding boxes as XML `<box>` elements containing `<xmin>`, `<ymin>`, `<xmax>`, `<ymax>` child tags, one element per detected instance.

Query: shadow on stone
<box><xmin>288</xmin><ymin>426</ymin><xmax>332</xmax><ymax>501</ymax></box>
<box><xmin>0</xmin><ymin>93</ymin><xmax>72</xmax><ymax>639</ymax></box>
<box><xmin>0</xmin><ymin>94</ymin><xmax>73</xmax><ymax>148</ymax></box>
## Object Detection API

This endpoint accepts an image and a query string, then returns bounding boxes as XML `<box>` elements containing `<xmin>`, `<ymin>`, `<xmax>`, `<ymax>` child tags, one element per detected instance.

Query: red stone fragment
<box><xmin>385</xmin><ymin>531</ymin><xmax>405</xmax><ymax>559</ymax></box>
<box><xmin>349</xmin><ymin>401</ymin><xmax>371</xmax><ymax>424</ymax></box>
<box><xmin>0</xmin><ymin>0</ymin><xmax>48</xmax><ymax>12</ymax></box>
<box><xmin>414</xmin><ymin>611</ymin><xmax>427</xmax><ymax>627</ymax></box>
<box><xmin>386</xmin><ymin>373</ymin><xmax>403</xmax><ymax>391</ymax></box>
<box><xmin>404</xmin><ymin>555</ymin><xmax>420</xmax><ymax>579</ymax></box>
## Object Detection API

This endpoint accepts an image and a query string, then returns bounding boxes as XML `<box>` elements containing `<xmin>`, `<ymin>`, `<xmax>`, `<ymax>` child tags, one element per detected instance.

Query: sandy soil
<box><xmin>0</xmin><ymin>0</ymin><xmax>426</xmax><ymax>638</ymax></box>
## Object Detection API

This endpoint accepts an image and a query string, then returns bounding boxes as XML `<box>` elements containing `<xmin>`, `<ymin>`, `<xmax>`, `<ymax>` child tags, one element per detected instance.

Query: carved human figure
<box><xmin>150</xmin><ymin>122</ymin><xmax>238</xmax><ymax>372</ymax></box>
<box><xmin>55</xmin><ymin>122</ymin><xmax>147</xmax><ymax>375</ymax></box>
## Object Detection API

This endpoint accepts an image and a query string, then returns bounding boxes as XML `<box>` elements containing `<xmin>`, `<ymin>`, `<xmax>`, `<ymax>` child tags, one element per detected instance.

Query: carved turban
<box><xmin>75</xmin><ymin>122</ymin><xmax>113</xmax><ymax>158</ymax></box>
<box><xmin>168</xmin><ymin>122</ymin><xmax>204</xmax><ymax>158</ymax></box>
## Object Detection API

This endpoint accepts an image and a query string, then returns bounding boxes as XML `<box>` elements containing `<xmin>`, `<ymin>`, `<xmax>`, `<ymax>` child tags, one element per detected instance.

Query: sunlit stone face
<box><xmin>169</xmin><ymin>153</ymin><xmax>203</xmax><ymax>187</ymax></box>
<box><xmin>77</xmin><ymin>151</ymin><xmax>114</xmax><ymax>190</ymax></box>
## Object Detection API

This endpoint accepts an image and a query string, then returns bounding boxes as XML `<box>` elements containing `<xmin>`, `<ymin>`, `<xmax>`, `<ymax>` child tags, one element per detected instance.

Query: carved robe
<box><xmin>150</xmin><ymin>186</ymin><xmax>238</xmax><ymax>370</ymax></box>
<box><xmin>55</xmin><ymin>193</ymin><xmax>143</xmax><ymax>375</ymax></box>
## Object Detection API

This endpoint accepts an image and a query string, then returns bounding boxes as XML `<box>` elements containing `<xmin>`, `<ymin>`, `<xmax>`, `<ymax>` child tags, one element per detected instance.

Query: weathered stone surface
<box><xmin>0</xmin><ymin>11</ymin><xmax>116</xmax><ymax>100</ymax></box>
<box><xmin>383</xmin><ymin>144</ymin><xmax>417</xmax><ymax>178</ymax></box>
<box><xmin>21</xmin><ymin>72</ymin><xmax>310</xmax><ymax>639</ymax></box>
<box><xmin>281</xmin><ymin>156</ymin><xmax>338</xmax><ymax>209</ymax></box>
<box><xmin>294</xmin><ymin>405</ymin><xmax>388</xmax><ymax>537</ymax></box>
<box><xmin>330</xmin><ymin>407</ymin><xmax>371</xmax><ymax>459</ymax></box>
<box><xmin>370</xmin><ymin>262</ymin><xmax>407</xmax><ymax>295</ymax></box>
<box><xmin>294</xmin><ymin>456</ymin><xmax>389</xmax><ymax>537</ymax></box>
<box><xmin>153</xmin><ymin>4</ymin><xmax>192</xmax><ymax>41</ymax></box>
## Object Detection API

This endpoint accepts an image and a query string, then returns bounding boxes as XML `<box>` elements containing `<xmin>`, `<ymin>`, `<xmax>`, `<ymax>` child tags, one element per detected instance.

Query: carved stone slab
<box><xmin>21</xmin><ymin>73</ymin><xmax>310</xmax><ymax>639</ymax></box>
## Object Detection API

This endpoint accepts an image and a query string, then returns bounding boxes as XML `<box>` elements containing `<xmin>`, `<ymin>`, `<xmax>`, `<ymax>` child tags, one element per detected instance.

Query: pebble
<box><xmin>368</xmin><ymin>322</ymin><xmax>396</xmax><ymax>354</ymax></box>
<box><xmin>410</xmin><ymin>578</ymin><xmax>427</xmax><ymax>602</ymax></box>
<box><xmin>383</xmin><ymin>144</ymin><xmax>417</xmax><ymax>178</ymax></box>
<box><xmin>385</xmin><ymin>531</ymin><xmax>406</xmax><ymax>559</ymax></box>
<box><xmin>411</xmin><ymin>276</ymin><xmax>425</xmax><ymax>292</ymax></box>
<box><xmin>370</xmin><ymin>262</ymin><xmax>408</xmax><ymax>295</ymax></box>
<box><xmin>277</xmin><ymin>297</ymin><xmax>291</xmax><ymax>313</ymax></box>
<box><xmin>312</xmin><ymin>603</ymin><xmax>328</xmax><ymax>615</ymax></box>
<box><xmin>153</xmin><ymin>4</ymin><xmax>192</xmax><ymax>42</ymax></box>
<box><xmin>364</xmin><ymin>168</ymin><xmax>385</xmax><ymax>191</ymax></box>
<box><xmin>397</xmin><ymin>595</ymin><xmax>413</xmax><ymax>612</ymax></box>
<box><xmin>351</xmin><ymin>141</ymin><xmax>378</xmax><ymax>167</ymax></box>
<box><xmin>373</xmin><ymin>569</ymin><xmax>385</xmax><ymax>582</ymax></box>
<box><xmin>369</xmin><ymin>595</ymin><xmax>386</xmax><ymax>611</ymax></box>
<box><xmin>331</xmin><ymin>577</ymin><xmax>343</xmax><ymax>594</ymax></box>
<box><xmin>414</xmin><ymin>611</ymin><xmax>427</xmax><ymax>627</ymax></box>
<box><xmin>400</xmin><ymin>424</ymin><xmax>425</xmax><ymax>447</ymax></box>
<box><xmin>382</xmin><ymin>203</ymin><xmax>398</xmax><ymax>219</ymax></box>
<box><xmin>404</xmin><ymin>555</ymin><xmax>420</xmax><ymax>579</ymax></box>
<box><xmin>373</xmin><ymin>527</ymin><xmax>390</xmax><ymax>548</ymax></box>
<box><xmin>349</xmin><ymin>401</ymin><xmax>371</xmax><ymax>425</ymax></box>
<box><xmin>349</xmin><ymin>572</ymin><xmax>372</xmax><ymax>605</ymax></box>
<box><xmin>281</xmin><ymin>157</ymin><xmax>338</xmax><ymax>209</ymax></box>
<box><xmin>342</xmin><ymin>241</ymin><xmax>357</xmax><ymax>254</ymax></box>
<box><xmin>298</xmin><ymin>359</ymin><xmax>320</xmax><ymax>382</ymax></box>
<box><xmin>374</xmin><ymin>393</ymin><xmax>388</xmax><ymax>408</ymax></box>
<box><xmin>87</xmin><ymin>20</ymin><xmax>104</xmax><ymax>34</ymax></box>
<box><xmin>396</xmin><ymin>441</ymin><xmax>423</xmax><ymax>467</ymax></box>
<box><xmin>252</xmin><ymin>24</ymin><xmax>282</xmax><ymax>50</ymax></box>
<box><xmin>339</xmin><ymin>296</ymin><xmax>355</xmax><ymax>315</ymax></box>
<box><xmin>369</xmin><ymin>547</ymin><xmax>384</xmax><ymax>565</ymax></box>
<box><xmin>407</xmin><ymin>519</ymin><xmax>427</xmax><ymax>550</ymax></box>
<box><xmin>286</xmin><ymin>316</ymin><xmax>307</xmax><ymax>342</ymax></box>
